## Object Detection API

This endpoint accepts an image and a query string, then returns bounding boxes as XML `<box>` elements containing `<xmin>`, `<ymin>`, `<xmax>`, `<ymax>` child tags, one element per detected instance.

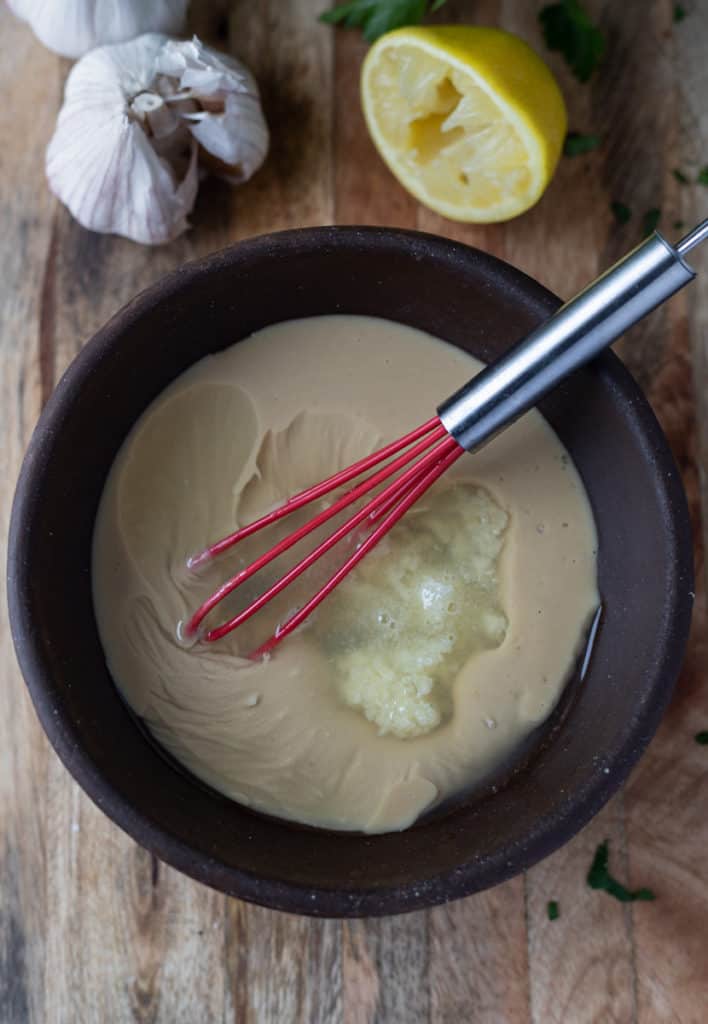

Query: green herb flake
<box><xmin>695</xmin><ymin>731</ymin><xmax>708</xmax><ymax>745</ymax></box>
<box><xmin>539</xmin><ymin>0</ymin><xmax>606</xmax><ymax>83</ymax></box>
<box><xmin>698</xmin><ymin>167</ymin><xmax>708</xmax><ymax>186</ymax></box>
<box><xmin>611</xmin><ymin>201</ymin><xmax>631</xmax><ymax>225</ymax></box>
<box><xmin>547</xmin><ymin>900</ymin><xmax>560</xmax><ymax>920</ymax></box>
<box><xmin>673</xmin><ymin>168</ymin><xmax>689</xmax><ymax>184</ymax></box>
<box><xmin>673</xmin><ymin>4</ymin><xmax>686</xmax><ymax>22</ymax></box>
<box><xmin>674</xmin><ymin>220</ymin><xmax>685</xmax><ymax>230</ymax></box>
<box><xmin>587</xmin><ymin>840</ymin><xmax>656</xmax><ymax>903</ymax></box>
<box><xmin>563</xmin><ymin>132</ymin><xmax>601</xmax><ymax>157</ymax></box>
<box><xmin>641</xmin><ymin>208</ymin><xmax>661</xmax><ymax>236</ymax></box>
<box><xmin>319</xmin><ymin>0</ymin><xmax>447</xmax><ymax>42</ymax></box>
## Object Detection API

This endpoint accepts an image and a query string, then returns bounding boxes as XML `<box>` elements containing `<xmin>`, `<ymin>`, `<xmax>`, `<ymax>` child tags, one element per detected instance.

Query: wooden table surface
<box><xmin>2</xmin><ymin>1</ymin><xmax>707</xmax><ymax>1021</ymax></box>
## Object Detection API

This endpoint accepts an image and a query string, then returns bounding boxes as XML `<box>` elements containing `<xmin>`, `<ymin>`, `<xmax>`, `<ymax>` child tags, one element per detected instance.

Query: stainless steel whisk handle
<box><xmin>438</xmin><ymin>221</ymin><xmax>708</xmax><ymax>452</ymax></box>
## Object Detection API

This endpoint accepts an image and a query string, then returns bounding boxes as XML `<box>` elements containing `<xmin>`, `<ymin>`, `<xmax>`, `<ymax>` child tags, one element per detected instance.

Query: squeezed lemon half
<box><xmin>361</xmin><ymin>26</ymin><xmax>567</xmax><ymax>222</ymax></box>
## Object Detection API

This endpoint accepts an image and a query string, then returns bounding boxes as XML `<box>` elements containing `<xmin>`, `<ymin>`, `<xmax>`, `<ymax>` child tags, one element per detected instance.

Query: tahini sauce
<box><xmin>92</xmin><ymin>316</ymin><xmax>599</xmax><ymax>833</ymax></box>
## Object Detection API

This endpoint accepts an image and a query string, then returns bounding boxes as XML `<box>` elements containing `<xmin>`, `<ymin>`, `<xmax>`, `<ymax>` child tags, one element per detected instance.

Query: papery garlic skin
<box><xmin>46</xmin><ymin>34</ymin><xmax>269</xmax><ymax>246</ymax></box>
<box><xmin>7</xmin><ymin>0</ymin><xmax>189</xmax><ymax>59</ymax></box>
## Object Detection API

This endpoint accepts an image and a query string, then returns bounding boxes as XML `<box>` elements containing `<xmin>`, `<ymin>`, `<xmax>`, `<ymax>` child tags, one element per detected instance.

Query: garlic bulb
<box><xmin>7</xmin><ymin>0</ymin><xmax>189</xmax><ymax>58</ymax></box>
<box><xmin>46</xmin><ymin>34</ymin><xmax>269</xmax><ymax>245</ymax></box>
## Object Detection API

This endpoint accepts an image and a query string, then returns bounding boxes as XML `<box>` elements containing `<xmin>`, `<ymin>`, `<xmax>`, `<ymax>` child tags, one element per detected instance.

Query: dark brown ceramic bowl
<box><xmin>8</xmin><ymin>227</ymin><xmax>693</xmax><ymax>917</ymax></box>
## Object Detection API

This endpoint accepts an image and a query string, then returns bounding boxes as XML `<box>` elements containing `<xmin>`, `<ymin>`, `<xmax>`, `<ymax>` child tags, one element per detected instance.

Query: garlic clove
<box><xmin>185</xmin><ymin>93</ymin><xmax>270</xmax><ymax>183</ymax></box>
<box><xmin>7</xmin><ymin>0</ymin><xmax>189</xmax><ymax>59</ymax></box>
<box><xmin>46</xmin><ymin>35</ymin><xmax>198</xmax><ymax>245</ymax></box>
<box><xmin>155</xmin><ymin>37</ymin><xmax>269</xmax><ymax>183</ymax></box>
<box><xmin>131</xmin><ymin>91</ymin><xmax>181</xmax><ymax>141</ymax></box>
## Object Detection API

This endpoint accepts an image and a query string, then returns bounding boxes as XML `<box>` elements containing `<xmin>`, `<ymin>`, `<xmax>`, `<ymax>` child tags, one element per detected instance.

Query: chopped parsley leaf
<box><xmin>673</xmin><ymin>168</ymin><xmax>689</xmax><ymax>184</ymax></box>
<box><xmin>319</xmin><ymin>0</ymin><xmax>447</xmax><ymax>42</ymax></box>
<box><xmin>539</xmin><ymin>0</ymin><xmax>605</xmax><ymax>83</ymax></box>
<box><xmin>587</xmin><ymin>840</ymin><xmax>655</xmax><ymax>902</ymax></box>
<box><xmin>547</xmin><ymin>900</ymin><xmax>560</xmax><ymax>920</ymax></box>
<box><xmin>641</xmin><ymin>208</ymin><xmax>661</xmax><ymax>236</ymax></box>
<box><xmin>611</xmin><ymin>201</ymin><xmax>631</xmax><ymax>225</ymax></box>
<box><xmin>563</xmin><ymin>132</ymin><xmax>601</xmax><ymax>157</ymax></box>
<box><xmin>695</xmin><ymin>731</ymin><xmax>708</xmax><ymax>745</ymax></box>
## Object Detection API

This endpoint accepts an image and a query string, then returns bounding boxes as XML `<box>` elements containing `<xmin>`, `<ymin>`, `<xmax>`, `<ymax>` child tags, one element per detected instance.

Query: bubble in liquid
<box><xmin>175</xmin><ymin>620</ymin><xmax>199</xmax><ymax>649</ymax></box>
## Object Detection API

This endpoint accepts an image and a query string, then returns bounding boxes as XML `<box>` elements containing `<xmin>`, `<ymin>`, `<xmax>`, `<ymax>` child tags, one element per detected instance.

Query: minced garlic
<box><xmin>316</xmin><ymin>484</ymin><xmax>509</xmax><ymax>738</ymax></box>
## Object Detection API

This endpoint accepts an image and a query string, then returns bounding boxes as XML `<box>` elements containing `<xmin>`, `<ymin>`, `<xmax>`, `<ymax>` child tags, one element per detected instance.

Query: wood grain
<box><xmin>622</xmin><ymin>4</ymin><xmax>708</xmax><ymax>1017</ymax></box>
<box><xmin>1</xmin><ymin>0</ymin><xmax>707</xmax><ymax>1021</ymax></box>
<box><xmin>429</xmin><ymin>880</ymin><xmax>531</xmax><ymax>1024</ymax></box>
<box><xmin>44</xmin><ymin>796</ymin><xmax>227</xmax><ymax>1023</ymax></box>
<box><xmin>526</xmin><ymin>803</ymin><xmax>636</xmax><ymax>1024</ymax></box>
<box><xmin>595</xmin><ymin>3</ymin><xmax>708</xmax><ymax>1022</ymax></box>
<box><xmin>0</xmin><ymin>11</ymin><xmax>61</xmax><ymax>1024</ymax></box>
<box><xmin>343</xmin><ymin>914</ymin><xmax>430</xmax><ymax>1024</ymax></box>
<box><xmin>226</xmin><ymin>905</ymin><xmax>341</xmax><ymax>1023</ymax></box>
<box><xmin>229</xmin><ymin>0</ymin><xmax>334</xmax><ymax>233</ymax></box>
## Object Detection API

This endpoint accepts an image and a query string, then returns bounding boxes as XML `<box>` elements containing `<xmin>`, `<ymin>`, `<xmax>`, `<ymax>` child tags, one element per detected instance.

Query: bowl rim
<box><xmin>7</xmin><ymin>225</ymin><xmax>694</xmax><ymax>916</ymax></box>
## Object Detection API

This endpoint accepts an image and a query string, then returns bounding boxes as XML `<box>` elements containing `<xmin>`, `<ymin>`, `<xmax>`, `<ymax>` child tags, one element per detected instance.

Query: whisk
<box><xmin>185</xmin><ymin>220</ymin><xmax>708</xmax><ymax>656</ymax></box>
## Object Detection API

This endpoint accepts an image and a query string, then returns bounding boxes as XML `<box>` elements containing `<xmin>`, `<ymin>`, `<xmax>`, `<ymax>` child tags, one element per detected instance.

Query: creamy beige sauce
<box><xmin>92</xmin><ymin>315</ymin><xmax>599</xmax><ymax>833</ymax></box>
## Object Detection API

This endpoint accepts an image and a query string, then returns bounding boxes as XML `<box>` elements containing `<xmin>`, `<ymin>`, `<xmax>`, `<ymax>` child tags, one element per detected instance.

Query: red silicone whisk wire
<box><xmin>201</xmin><ymin>434</ymin><xmax>459</xmax><ymax>643</ymax></box>
<box><xmin>249</xmin><ymin>442</ymin><xmax>464</xmax><ymax>657</ymax></box>
<box><xmin>185</xmin><ymin>420</ymin><xmax>449</xmax><ymax>637</ymax></box>
<box><xmin>187</xmin><ymin>416</ymin><xmax>444</xmax><ymax>569</ymax></box>
<box><xmin>183</xmin><ymin>414</ymin><xmax>464</xmax><ymax>654</ymax></box>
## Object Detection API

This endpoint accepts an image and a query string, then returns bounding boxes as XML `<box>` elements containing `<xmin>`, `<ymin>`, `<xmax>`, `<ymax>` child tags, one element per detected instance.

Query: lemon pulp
<box><xmin>361</xmin><ymin>26</ymin><xmax>567</xmax><ymax>222</ymax></box>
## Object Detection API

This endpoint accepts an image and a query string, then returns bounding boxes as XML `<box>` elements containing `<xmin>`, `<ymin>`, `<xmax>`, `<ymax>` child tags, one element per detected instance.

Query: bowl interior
<box><xmin>8</xmin><ymin>228</ymin><xmax>693</xmax><ymax>916</ymax></box>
